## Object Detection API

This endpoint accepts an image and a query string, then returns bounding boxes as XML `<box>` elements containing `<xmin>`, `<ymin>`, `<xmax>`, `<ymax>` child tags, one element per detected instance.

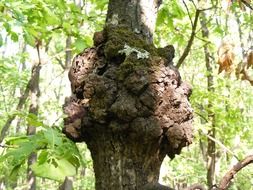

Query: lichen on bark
<box><xmin>63</xmin><ymin>26</ymin><xmax>193</xmax><ymax>189</ymax></box>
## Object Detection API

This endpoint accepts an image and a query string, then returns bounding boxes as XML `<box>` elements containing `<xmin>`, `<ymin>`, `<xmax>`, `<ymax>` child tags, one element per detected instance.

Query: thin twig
<box><xmin>176</xmin><ymin>9</ymin><xmax>200</xmax><ymax>68</ymax></box>
<box><xmin>199</xmin><ymin>130</ymin><xmax>239</xmax><ymax>161</ymax></box>
<box><xmin>0</xmin><ymin>144</ymin><xmax>17</xmax><ymax>148</ymax></box>
<box><xmin>183</xmin><ymin>0</ymin><xmax>193</xmax><ymax>27</ymax></box>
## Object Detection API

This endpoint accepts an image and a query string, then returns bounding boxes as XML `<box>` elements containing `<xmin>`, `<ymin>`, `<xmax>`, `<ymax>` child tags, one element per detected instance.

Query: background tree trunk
<box><xmin>27</xmin><ymin>46</ymin><xmax>41</xmax><ymax>190</ymax></box>
<box><xmin>200</xmin><ymin>12</ymin><xmax>216</xmax><ymax>188</ymax></box>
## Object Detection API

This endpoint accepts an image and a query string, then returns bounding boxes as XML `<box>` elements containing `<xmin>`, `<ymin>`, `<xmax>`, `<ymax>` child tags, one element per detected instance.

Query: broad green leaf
<box><xmin>9</xmin><ymin>164</ymin><xmax>22</xmax><ymax>180</ymax></box>
<box><xmin>4</xmin><ymin>136</ymin><xmax>28</xmax><ymax>146</ymax></box>
<box><xmin>157</xmin><ymin>8</ymin><xmax>167</xmax><ymax>26</ymax></box>
<box><xmin>37</xmin><ymin>150</ymin><xmax>48</xmax><ymax>165</ymax></box>
<box><xmin>43</xmin><ymin>128</ymin><xmax>62</xmax><ymax>147</ymax></box>
<box><xmin>63</xmin><ymin>22</ymin><xmax>72</xmax><ymax>34</ymax></box>
<box><xmin>26</xmin><ymin>113</ymin><xmax>44</xmax><ymax>127</ymax></box>
<box><xmin>10</xmin><ymin>32</ymin><xmax>18</xmax><ymax>42</ymax></box>
<box><xmin>45</xmin><ymin>8</ymin><xmax>60</xmax><ymax>25</ymax></box>
<box><xmin>31</xmin><ymin>158</ymin><xmax>76</xmax><ymax>181</ymax></box>
<box><xmin>0</xmin><ymin>141</ymin><xmax>35</xmax><ymax>167</ymax></box>
<box><xmin>74</xmin><ymin>37</ymin><xmax>87</xmax><ymax>52</ymax></box>
<box><xmin>24</xmin><ymin>33</ymin><xmax>36</xmax><ymax>46</ymax></box>
<box><xmin>172</xmin><ymin>1</ymin><xmax>185</xmax><ymax>19</ymax></box>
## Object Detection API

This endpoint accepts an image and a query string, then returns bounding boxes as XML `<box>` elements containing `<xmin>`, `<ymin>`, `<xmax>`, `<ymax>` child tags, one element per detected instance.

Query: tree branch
<box><xmin>176</xmin><ymin>9</ymin><xmax>200</xmax><ymax>68</ymax></box>
<box><xmin>200</xmin><ymin>130</ymin><xmax>239</xmax><ymax>161</ymax></box>
<box><xmin>241</xmin><ymin>0</ymin><xmax>253</xmax><ymax>10</ymax></box>
<box><xmin>183</xmin><ymin>0</ymin><xmax>193</xmax><ymax>27</ymax></box>
<box><xmin>219</xmin><ymin>155</ymin><xmax>253</xmax><ymax>190</ymax></box>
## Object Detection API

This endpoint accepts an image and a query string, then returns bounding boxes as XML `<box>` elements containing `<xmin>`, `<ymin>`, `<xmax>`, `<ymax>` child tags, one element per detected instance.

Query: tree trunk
<box><xmin>106</xmin><ymin>0</ymin><xmax>162</xmax><ymax>43</ymax></box>
<box><xmin>27</xmin><ymin>47</ymin><xmax>41</xmax><ymax>190</ymax></box>
<box><xmin>63</xmin><ymin>1</ymin><xmax>194</xmax><ymax>189</ymax></box>
<box><xmin>60</xmin><ymin>35</ymin><xmax>74</xmax><ymax>190</ymax></box>
<box><xmin>0</xmin><ymin>78</ymin><xmax>31</xmax><ymax>143</ymax></box>
<box><xmin>59</xmin><ymin>177</ymin><xmax>73</xmax><ymax>190</ymax></box>
<box><xmin>200</xmin><ymin>12</ymin><xmax>216</xmax><ymax>188</ymax></box>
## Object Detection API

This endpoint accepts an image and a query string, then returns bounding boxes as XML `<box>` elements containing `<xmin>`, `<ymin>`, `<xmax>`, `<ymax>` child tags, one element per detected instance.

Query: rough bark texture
<box><xmin>106</xmin><ymin>0</ymin><xmax>162</xmax><ymax>43</ymax></box>
<box><xmin>63</xmin><ymin>25</ymin><xmax>193</xmax><ymax>190</ymax></box>
<box><xmin>27</xmin><ymin>62</ymin><xmax>41</xmax><ymax>190</ymax></box>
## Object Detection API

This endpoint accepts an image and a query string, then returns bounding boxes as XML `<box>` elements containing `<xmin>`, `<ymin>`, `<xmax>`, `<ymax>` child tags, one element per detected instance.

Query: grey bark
<box><xmin>65</xmin><ymin>36</ymin><xmax>72</xmax><ymax>69</ymax></box>
<box><xmin>0</xmin><ymin>79</ymin><xmax>31</xmax><ymax>143</ymax></box>
<box><xmin>200</xmin><ymin>12</ymin><xmax>216</xmax><ymax>188</ymax></box>
<box><xmin>60</xmin><ymin>36</ymin><xmax>74</xmax><ymax>190</ymax></box>
<box><xmin>106</xmin><ymin>0</ymin><xmax>162</xmax><ymax>43</ymax></box>
<box><xmin>59</xmin><ymin>177</ymin><xmax>73</xmax><ymax>190</ymax></box>
<box><xmin>27</xmin><ymin>46</ymin><xmax>41</xmax><ymax>190</ymax></box>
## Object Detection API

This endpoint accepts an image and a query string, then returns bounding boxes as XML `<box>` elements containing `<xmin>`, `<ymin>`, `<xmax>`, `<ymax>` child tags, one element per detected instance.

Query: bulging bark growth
<box><xmin>63</xmin><ymin>26</ymin><xmax>193</xmax><ymax>189</ymax></box>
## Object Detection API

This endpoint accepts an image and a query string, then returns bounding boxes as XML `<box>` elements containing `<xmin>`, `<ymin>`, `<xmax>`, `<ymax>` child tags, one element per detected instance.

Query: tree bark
<box><xmin>60</xmin><ymin>35</ymin><xmax>74</xmax><ymax>190</ymax></box>
<box><xmin>0</xmin><ymin>79</ymin><xmax>31</xmax><ymax>143</ymax></box>
<box><xmin>59</xmin><ymin>177</ymin><xmax>73</xmax><ymax>190</ymax></box>
<box><xmin>27</xmin><ymin>46</ymin><xmax>41</xmax><ymax>190</ymax></box>
<box><xmin>106</xmin><ymin>0</ymin><xmax>162</xmax><ymax>43</ymax></box>
<box><xmin>219</xmin><ymin>155</ymin><xmax>253</xmax><ymax>190</ymax></box>
<box><xmin>63</xmin><ymin>1</ymin><xmax>194</xmax><ymax>189</ymax></box>
<box><xmin>65</xmin><ymin>36</ymin><xmax>72</xmax><ymax>69</ymax></box>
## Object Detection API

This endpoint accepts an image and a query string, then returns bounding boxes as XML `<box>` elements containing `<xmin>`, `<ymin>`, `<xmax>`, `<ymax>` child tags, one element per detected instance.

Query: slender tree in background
<box><xmin>63</xmin><ymin>0</ymin><xmax>194</xmax><ymax>189</ymax></box>
<box><xmin>200</xmin><ymin>12</ymin><xmax>216</xmax><ymax>188</ymax></box>
<box><xmin>27</xmin><ymin>41</ymin><xmax>42</xmax><ymax>190</ymax></box>
<box><xmin>59</xmin><ymin>36</ymin><xmax>74</xmax><ymax>190</ymax></box>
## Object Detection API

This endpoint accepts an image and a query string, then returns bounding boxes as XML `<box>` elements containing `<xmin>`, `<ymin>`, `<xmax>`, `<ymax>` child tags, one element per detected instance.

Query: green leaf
<box><xmin>26</xmin><ymin>113</ymin><xmax>44</xmax><ymax>127</ymax></box>
<box><xmin>0</xmin><ymin>141</ymin><xmax>35</xmax><ymax>168</ymax></box>
<box><xmin>10</xmin><ymin>32</ymin><xmax>18</xmax><ymax>42</ymax></box>
<box><xmin>24</xmin><ymin>33</ymin><xmax>35</xmax><ymax>46</ymax></box>
<box><xmin>37</xmin><ymin>150</ymin><xmax>48</xmax><ymax>165</ymax></box>
<box><xmin>4</xmin><ymin>135</ymin><xmax>28</xmax><ymax>146</ymax></box>
<box><xmin>9</xmin><ymin>164</ymin><xmax>22</xmax><ymax>179</ymax></box>
<box><xmin>213</xmin><ymin>26</ymin><xmax>224</xmax><ymax>35</ymax></box>
<box><xmin>74</xmin><ymin>37</ymin><xmax>87</xmax><ymax>52</ymax></box>
<box><xmin>31</xmin><ymin>158</ymin><xmax>76</xmax><ymax>181</ymax></box>
<box><xmin>0</xmin><ymin>35</ymin><xmax>3</xmax><ymax>47</ymax></box>
<box><xmin>172</xmin><ymin>1</ymin><xmax>185</xmax><ymax>19</ymax></box>
<box><xmin>157</xmin><ymin>8</ymin><xmax>167</xmax><ymax>26</ymax></box>
<box><xmin>43</xmin><ymin>128</ymin><xmax>62</xmax><ymax>147</ymax></box>
<box><xmin>45</xmin><ymin>8</ymin><xmax>60</xmax><ymax>25</ymax></box>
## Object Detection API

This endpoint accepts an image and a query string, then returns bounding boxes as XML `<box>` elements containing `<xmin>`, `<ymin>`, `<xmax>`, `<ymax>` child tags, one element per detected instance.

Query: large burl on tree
<box><xmin>63</xmin><ymin>0</ymin><xmax>194</xmax><ymax>189</ymax></box>
<box><xmin>63</xmin><ymin>26</ymin><xmax>193</xmax><ymax>190</ymax></box>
